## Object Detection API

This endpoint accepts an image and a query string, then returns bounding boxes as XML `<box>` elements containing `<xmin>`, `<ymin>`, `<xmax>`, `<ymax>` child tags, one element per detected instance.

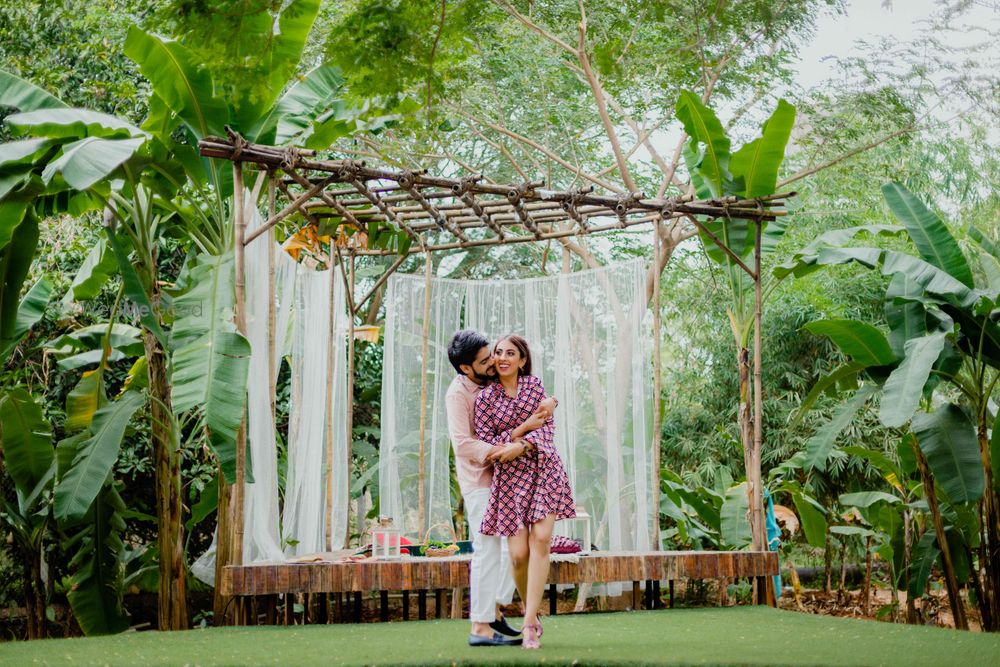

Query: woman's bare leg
<box><xmin>523</xmin><ymin>514</ymin><xmax>556</xmax><ymax>626</ymax></box>
<box><xmin>508</xmin><ymin>528</ymin><xmax>530</xmax><ymax>612</ymax></box>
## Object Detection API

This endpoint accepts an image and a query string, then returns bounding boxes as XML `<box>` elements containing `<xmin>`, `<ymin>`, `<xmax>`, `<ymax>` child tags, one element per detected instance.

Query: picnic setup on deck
<box><xmin>198</xmin><ymin>131</ymin><xmax>786</xmax><ymax>625</ymax></box>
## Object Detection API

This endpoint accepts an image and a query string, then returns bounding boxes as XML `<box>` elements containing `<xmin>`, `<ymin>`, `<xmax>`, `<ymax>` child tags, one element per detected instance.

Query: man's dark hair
<box><xmin>448</xmin><ymin>329</ymin><xmax>490</xmax><ymax>374</ymax></box>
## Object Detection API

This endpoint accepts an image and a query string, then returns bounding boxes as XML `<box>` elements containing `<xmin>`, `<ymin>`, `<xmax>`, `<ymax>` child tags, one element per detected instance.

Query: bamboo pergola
<box><xmin>201</xmin><ymin>130</ymin><xmax>792</xmax><ymax>614</ymax></box>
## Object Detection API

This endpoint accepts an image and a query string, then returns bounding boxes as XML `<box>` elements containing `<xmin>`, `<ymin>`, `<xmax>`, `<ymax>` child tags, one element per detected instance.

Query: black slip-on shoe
<box><xmin>489</xmin><ymin>614</ymin><xmax>522</xmax><ymax>637</ymax></box>
<box><xmin>468</xmin><ymin>632</ymin><xmax>523</xmax><ymax>647</ymax></box>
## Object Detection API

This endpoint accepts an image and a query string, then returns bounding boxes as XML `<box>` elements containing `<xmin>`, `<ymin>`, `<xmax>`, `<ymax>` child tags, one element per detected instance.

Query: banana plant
<box><xmin>676</xmin><ymin>91</ymin><xmax>797</xmax><ymax>554</ymax></box>
<box><xmin>780</xmin><ymin>183</ymin><xmax>1000</xmax><ymax>630</ymax></box>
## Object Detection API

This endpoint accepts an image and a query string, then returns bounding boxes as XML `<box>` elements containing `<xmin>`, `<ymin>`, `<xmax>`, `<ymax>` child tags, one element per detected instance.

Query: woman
<box><xmin>474</xmin><ymin>334</ymin><xmax>575</xmax><ymax>649</ymax></box>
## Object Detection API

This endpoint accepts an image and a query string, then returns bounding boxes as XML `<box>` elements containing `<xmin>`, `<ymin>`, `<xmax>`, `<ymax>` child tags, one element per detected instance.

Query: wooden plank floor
<box><xmin>221</xmin><ymin>551</ymin><xmax>778</xmax><ymax>597</ymax></box>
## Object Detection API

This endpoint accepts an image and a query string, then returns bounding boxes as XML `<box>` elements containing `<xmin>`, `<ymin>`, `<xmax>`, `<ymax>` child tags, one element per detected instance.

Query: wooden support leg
<box><xmin>283</xmin><ymin>594</ymin><xmax>294</xmax><ymax>626</ymax></box>
<box><xmin>380</xmin><ymin>590</ymin><xmax>389</xmax><ymax>622</ymax></box>
<box><xmin>317</xmin><ymin>594</ymin><xmax>328</xmax><ymax>624</ymax></box>
<box><xmin>302</xmin><ymin>593</ymin><xmax>310</xmax><ymax>625</ymax></box>
<box><xmin>402</xmin><ymin>591</ymin><xmax>410</xmax><ymax>621</ymax></box>
<box><xmin>451</xmin><ymin>587</ymin><xmax>462</xmax><ymax>619</ymax></box>
<box><xmin>669</xmin><ymin>580</ymin><xmax>675</xmax><ymax>609</ymax></box>
<box><xmin>265</xmin><ymin>595</ymin><xmax>276</xmax><ymax>625</ymax></box>
<box><xmin>435</xmin><ymin>589</ymin><xmax>445</xmax><ymax>618</ymax></box>
<box><xmin>632</xmin><ymin>582</ymin><xmax>641</xmax><ymax>610</ymax></box>
<box><xmin>354</xmin><ymin>592</ymin><xmax>362</xmax><ymax>622</ymax></box>
<box><xmin>549</xmin><ymin>584</ymin><xmax>557</xmax><ymax>616</ymax></box>
<box><xmin>418</xmin><ymin>590</ymin><xmax>427</xmax><ymax>620</ymax></box>
<box><xmin>653</xmin><ymin>581</ymin><xmax>661</xmax><ymax>609</ymax></box>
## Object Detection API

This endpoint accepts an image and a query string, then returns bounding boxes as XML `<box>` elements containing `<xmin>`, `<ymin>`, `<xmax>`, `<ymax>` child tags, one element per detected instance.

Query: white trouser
<box><xmin>465</xmin><ymin>487</ymin><xmax>516</xmax><ymax>623</ymax></box>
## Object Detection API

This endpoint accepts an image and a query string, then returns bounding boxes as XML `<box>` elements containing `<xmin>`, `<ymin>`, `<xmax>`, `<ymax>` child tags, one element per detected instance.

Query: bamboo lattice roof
<box><xmin>200</xmin><ymin>132</ymin><xmax>792</xmax><ymax>257</ymax></box>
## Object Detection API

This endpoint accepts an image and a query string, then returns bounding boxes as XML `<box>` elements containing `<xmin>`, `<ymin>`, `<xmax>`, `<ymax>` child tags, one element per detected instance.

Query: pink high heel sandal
<box><xmin>522</xmin><ymin>623</ymin><xmax>542</xmax><ymax>650</ymax></box>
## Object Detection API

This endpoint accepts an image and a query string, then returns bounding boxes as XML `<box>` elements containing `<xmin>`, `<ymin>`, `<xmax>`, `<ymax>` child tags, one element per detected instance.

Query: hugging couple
<box><xmin>445</xmin><ymin>330</ymin><xmax>576</xmax><ymax>650</ymax></box>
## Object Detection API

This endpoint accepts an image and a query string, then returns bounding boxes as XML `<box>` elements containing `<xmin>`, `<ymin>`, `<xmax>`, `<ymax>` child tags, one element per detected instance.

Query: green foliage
<box><xmin>169</xmin><ymin>252</ymin><xmax>250</xmax><ymax>482</ymax></box>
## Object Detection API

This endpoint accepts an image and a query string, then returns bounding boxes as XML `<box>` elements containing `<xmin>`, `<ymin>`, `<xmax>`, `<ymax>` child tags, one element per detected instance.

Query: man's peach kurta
<box><xmin>445</xmin><ymin>374</ymin><xmax>494</xmax><ymax>495</ymax></box>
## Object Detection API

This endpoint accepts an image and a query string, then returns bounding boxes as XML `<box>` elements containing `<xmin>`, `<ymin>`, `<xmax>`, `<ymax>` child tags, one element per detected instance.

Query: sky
<box><xmin>795</xmin><ymin>0</ymin><xmax>1000</xmax><ymax>89</ymax></box>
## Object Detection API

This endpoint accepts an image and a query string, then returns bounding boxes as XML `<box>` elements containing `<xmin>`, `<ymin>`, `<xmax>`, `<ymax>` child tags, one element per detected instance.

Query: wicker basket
<box><xmin>421</xmin><ymin>523</ymin><xmax>461</xmax><ymax>558</ymax></box>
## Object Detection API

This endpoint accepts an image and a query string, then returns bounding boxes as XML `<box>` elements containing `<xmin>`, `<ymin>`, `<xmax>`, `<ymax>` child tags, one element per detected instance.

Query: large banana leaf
<box><xmin>804</xmin><ymin>319</ymin><xmax>896</xmax><ymax>367</ymax></box>
<box><xmin>882</xmin><ymin>183</ymin><xmax>973</xmax><ymax>289</ymax></box>
<box><xmin>54</xmin><ymin>391</ymin><xmax>145</xmax><ymax>520</ymax></box>
<box><xmin>65</xmin><ymin>238</ymin><xmax>117</xmax><ymax>302</ymax></box>
<box><xmin>169</xmin><ymin>252</ymin><xmax>250</xmax><ymax>481</ymax></box>
<box><xmin>720</xmin><ymin>482</ymin><xmax>751</xmax><ymax>549</ymax></box>
<box><xmin>63</xmin><ymin>482</ymin><xmax>130</xmax><ymax>635</ymax></box>
<box><xmin>47</xmin><ymin>323</ymin><xmax>144</xmax><ymax>370</ymax></box>
<box><xmin>0</xmin><ymin>138</ymin><xmax>61</xmax><ymax>170</ymax></box>
<box><xmin>6</xmin><ymin>109</ymin><xmax>144</xmax><ymax>140</ymax></box>
<box><xmin>0</xmin><ymin>387</ymin><xmax>54</xmax><ymax>495</ymax></box>
<box><xmin>791</xmin><ymin>492</ymin><xmax>827</xmax><ymax>548</ymax></box>
<box><xmin>236</xmin><ymin>0</ymin><xmax>322</xmax><ymax>133</ymax></box>
<box><xmin>104</xmin><ymin>228</ymin><xmax>167</xmax><ymax>346</ymax></box>
<box><xmin>730</xmin><ymin>99</ymin><xmax>796</xmax><ymax>198</ymax></box>
<box><xmin>879</xmin><ymin>333</ymin><xmax>946</xmax><ymax>428</ymax></box>
<box><xmin>838</xmin><ymin>491</ymin><xmax>901</xmax><ymax>508</ymax></box>
<box><xmin>263</xmin><ymin>66</ymin><xmax>346</xmax><ymax>145</ymax></box>
<box><xmin>65</xmin><ymin>370</ymin><xmax>105</xmax><ymax>433</ymax></box>
<box><xmin>803</xmin><ymin>385</ymin><xmax>876</xmax><ymax>471</ymax></box>
<box><xmin>884</xmin><ymin>272</ymin><xmax>927</xmax><ymax>357</ymax></box>
<box><xmin>909</xmin><ymin>530</ymin><xmax>940</xmax><ymax>597</ymax></box>
<box><xmin>970</xmin><ymin>225</ymin><xmax>1000</xmax><ymax>264</ymax></box>
<box><xmin>41</xmin><ymin>137</ymin><xmax>146</xmax><ymax>191</ymax></box>
<box><xmin>675</xmin><ymin>90</ymin><xmax>733</xmax><ymax>198</ymax></box>
<box><xmin>0</xmin><ymin>211</ymin><xmax>40</xmax><ymax>349</ymax></box>
<box><xmin>123</xmin><ymin>27</ymin><xmax>229</xmax><ymax>141</ymax></box>
<box><xmin>0</xmin><ymin>276</ymin><xmax>52</xmax><ymax>359</ymax></box>
<box><xmin>912</xmin><ymin>403</ymin><xmax>985</xmax><ymax>504</ymax></box>
<box><xmin>0</xmin><ymin>71</ymin><xmax>68</xmax><ymax>111</ymax></box>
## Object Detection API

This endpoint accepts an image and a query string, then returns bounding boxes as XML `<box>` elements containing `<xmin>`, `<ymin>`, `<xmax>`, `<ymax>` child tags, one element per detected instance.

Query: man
<box><xmin>446</xmin><ymin>329</ymin><xmax>555</xmax><ymax>647</ymax></box>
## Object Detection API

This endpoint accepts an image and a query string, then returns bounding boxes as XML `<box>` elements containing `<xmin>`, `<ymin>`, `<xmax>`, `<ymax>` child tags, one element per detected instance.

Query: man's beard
<box><xmin>472</xmin><ymin>366</ymin><xmax>496</xmax><ymax>384</ymax></box>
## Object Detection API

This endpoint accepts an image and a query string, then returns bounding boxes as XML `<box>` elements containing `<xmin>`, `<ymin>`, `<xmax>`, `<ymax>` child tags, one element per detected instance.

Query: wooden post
<box><xmin>325</xmin><ymin>259</ymin><xmax>337</xmax><ymax>551</ymax></box>
<box><xmin>344</xmin><ymin>251</ymin><xmax>356</xmax><ymax>547</ymax></box>
<box><xmin>417</xmin><ymin>252</ymin><xmax>433</xmax><ymax>537</ymax></box>
<box><xmin>751</xmin><ymin>222</ymin><xmax>765</xmax><ymax>558</ymax></box>
<box><xmin>651</xmin><ymin>221</ymin><xmax>662</xmax><ymax>550</ymax></box>
<box><xmin>233</xmin><ymin>161</ymin><xmax>247</xmax><ymax>567</ymax></box>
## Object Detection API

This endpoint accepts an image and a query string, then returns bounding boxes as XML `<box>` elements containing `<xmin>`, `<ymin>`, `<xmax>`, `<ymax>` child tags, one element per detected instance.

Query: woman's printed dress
<box><xmin>475</xmin><ymin>375</ymin><xmax>576</xmax><ymax>536</ymax></box>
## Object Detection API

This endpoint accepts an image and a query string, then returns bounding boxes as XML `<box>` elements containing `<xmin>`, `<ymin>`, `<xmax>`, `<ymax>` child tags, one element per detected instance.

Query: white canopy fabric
<box><xmin>379</xmin><ymin>259</ymin><xmax>656</xmax><ymax>562</ymax></box>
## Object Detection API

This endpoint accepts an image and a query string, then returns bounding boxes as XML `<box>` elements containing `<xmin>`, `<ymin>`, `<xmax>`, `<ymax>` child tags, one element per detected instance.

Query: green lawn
<box><xmin>2</xmin><ymin>607</ymin><xmax>998</xmax><ymax>667</ymax></box>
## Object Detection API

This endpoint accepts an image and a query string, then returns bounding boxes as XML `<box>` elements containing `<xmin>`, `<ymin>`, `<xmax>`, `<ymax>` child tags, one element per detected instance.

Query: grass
<box><xmin>2</xmin><ymin>607</ymin><xmax>999</xmax><ymax>666</ymax></box>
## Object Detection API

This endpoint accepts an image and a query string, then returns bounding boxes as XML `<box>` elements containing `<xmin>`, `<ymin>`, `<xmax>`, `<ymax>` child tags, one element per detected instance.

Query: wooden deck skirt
<box><xmin>221</xmin><ymin>550</ymin><xmax>777</xmax><ymax>598</ymax></box>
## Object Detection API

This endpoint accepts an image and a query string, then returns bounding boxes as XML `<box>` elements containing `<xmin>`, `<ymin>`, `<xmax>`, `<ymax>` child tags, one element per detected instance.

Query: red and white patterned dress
<box><xmin>475</xmin><ymin>375</ymin><xmax>576</xmax><ymax>536</ymax></box>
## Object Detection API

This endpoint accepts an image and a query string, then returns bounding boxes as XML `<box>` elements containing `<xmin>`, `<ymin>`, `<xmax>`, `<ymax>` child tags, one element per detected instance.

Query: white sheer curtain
<box><xmin>379</xmin><ymin>273</ymin><xmax>466</xmax><ymax>542</ymax></box>
<box><xmin>379</xmin><ymin>260</ymin><xmax>655</xmax><ymax>563</ymax></box>
<box><xmin>282</xmin><ymin>266</ymin><xmax>349</xmax><ymax>556</ymax></box>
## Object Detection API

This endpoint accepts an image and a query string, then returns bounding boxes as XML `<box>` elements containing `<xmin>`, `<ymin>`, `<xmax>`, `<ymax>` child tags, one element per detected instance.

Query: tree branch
<box><xmin>777</xmin><ymin>127</ymin><xmax>917</xmax><ymax>188</ymax></box>
<box><xmin>450</xmin><ymin>105</ymin><xmax>625</xmax><ymax>192</ymax></box>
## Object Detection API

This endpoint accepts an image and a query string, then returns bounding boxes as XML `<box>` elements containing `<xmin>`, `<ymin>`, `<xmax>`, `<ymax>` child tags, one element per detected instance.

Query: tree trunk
<box><xmin>214</xmin><ymin>471</ymin><xmax>233</xmax><ymax>624</ymax></box>
<box><xmin>863</xmin><ymin>535</ymin><xmax>873</xmax><ymax>617</ymax></box>
<box><xmin>977</xmin><ymin>416</ymin><xmax>1000</xmax><ymax>631</ymax></box>
<box><xmin>904</xmin><ymin>509</ymin><xmax>918</xmax><ymax>624</ymax></box>
<box><xmin>24</xmin><ymin>545</ymin><xmax>46</xmax><ymax>639</ymax></box>
<box><xmin>824</xmin><ymin>533</ymin><xmax>833</xmax><ymax>595</ymax></box>
<box><xmin>144</xmin><ymin>329</ymin><xmax>188</xmax><ymax>630</ymax></box>
<box><xmin>913</xmin><ymin>441</ymin><xmax>968</xmax><ymax>630</ymax></box>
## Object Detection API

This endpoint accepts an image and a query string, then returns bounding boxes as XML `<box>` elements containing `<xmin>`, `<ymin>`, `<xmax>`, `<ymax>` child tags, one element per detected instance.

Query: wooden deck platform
<box><xmin>220</xmin><ymin>550</ymin><xmax>779</xmax><ymax>624</ymax></box>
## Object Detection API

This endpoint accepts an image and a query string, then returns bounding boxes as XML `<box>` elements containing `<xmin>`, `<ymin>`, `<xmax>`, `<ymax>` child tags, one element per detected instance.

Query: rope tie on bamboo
<box><xmin>225</xmin><ymin>126</ymin><xmax>248</xmax><ymax>162</ymax></box>
<box><xmin>338</xmin><ymin>159</ymin><xmax>365</xmax><ymax>182</ymax></box>
<box><xmin>615</xmin><ymin>191</ymin><xmax>643</xmax><ymax>228</ymax></box>
<box><xmin>561</xmin><ymin>187</ymin><xmax>592</xmax><ymax>233</ymax></box>
<box><xmin>280</xmin><ymin>147</ymin><xmax>301</xmax><ymax>172</ymax></box>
